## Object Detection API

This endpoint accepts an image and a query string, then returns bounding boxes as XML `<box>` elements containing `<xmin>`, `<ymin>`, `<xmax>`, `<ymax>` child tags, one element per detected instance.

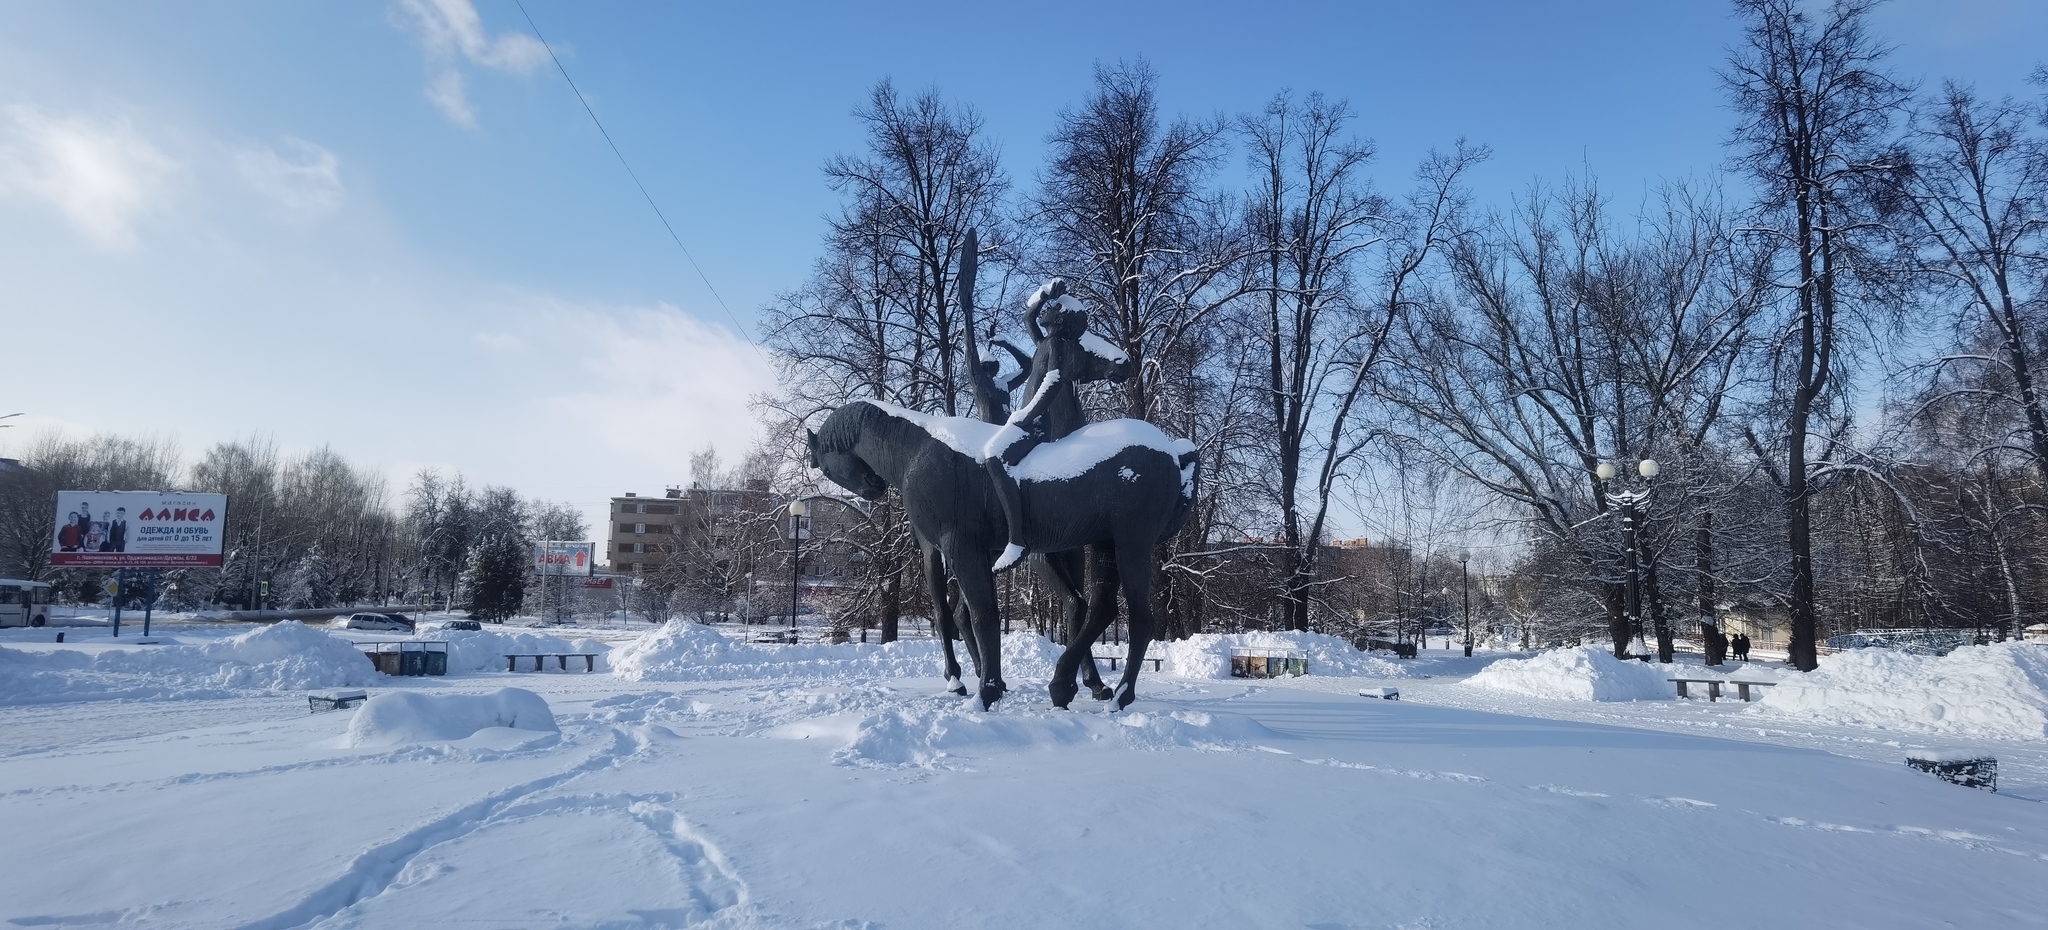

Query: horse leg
<box><xmin>1082</xmin><ymin>547</ymin><xmax>1120</xmax><ymax>701</ymax></box>
<box><xmin>922</xmin><ymin>544</ymin><xmax>968</xmax><ymax>696</ymax></box>
<box><xmin>1051</xmin><ymin>547</ymin><xmax>1123</xmax><ymax>707</ymax></box>
<box><xmin>949</xmin><ymin>553</ymin><xmax>1007</xmax><ymax>709</ymax></box>
<box><xmin>1036</xmin><ymin>549</ymin><xmax>1090</xmax><ymax>707</ymax></box>
<box><xmin>1110</xmin><ymin>541</ymin><xmax>1157</xmax><ymax>711</ymax></box>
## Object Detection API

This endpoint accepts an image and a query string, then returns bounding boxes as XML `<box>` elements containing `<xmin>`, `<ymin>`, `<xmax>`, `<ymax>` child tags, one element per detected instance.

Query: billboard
<box><xmin>534</xmin><ymin>541</ymin><xmax>595</xmax><ymax>576</ymax></box>
<box><xmin>52</xmin><ymin>490</ymin><xmax>229</xmax><ymax>568</ymax></box>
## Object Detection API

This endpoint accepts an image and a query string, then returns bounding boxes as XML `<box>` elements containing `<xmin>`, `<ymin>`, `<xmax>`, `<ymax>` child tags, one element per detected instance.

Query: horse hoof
<box><xmin>945</xmin><ymin>676</ymin><xmax>968</xmax><ymax>696</ymax></box>
<box><xmin>979</xmin><ymin>682</ymin><xmax>1005</xmax><ymax>708</ymax></box>
<box><xmin>1113</xmin><ymin>683</ymin><xmax>1136</xmax><ymax>710</ymax></box>
<box><xmin>1048</xmin><ymin>680</ymin><xmax>1078</xmax><ymax>708</ymax></box>
<box><xmin>1089</xmin><ymin>685</ymin><xmax>1115</xmax><ymax>702</ymax></box>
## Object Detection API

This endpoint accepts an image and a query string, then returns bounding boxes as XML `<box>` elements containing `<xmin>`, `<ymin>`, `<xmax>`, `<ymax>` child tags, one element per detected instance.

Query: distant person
<box><xmin>107</xmin><ymin>507</ymin><xmax>128</xmax><ymax>553</ymax></box>
<box><xmin>57</xmin><ymin>512</ymin><xmax>83</xmax><ymax>551</ymax></box>
<box><xmin>1734</xmin><ymin>634</ymin><xmax>1751</xmax><ymax>661</ymax></box>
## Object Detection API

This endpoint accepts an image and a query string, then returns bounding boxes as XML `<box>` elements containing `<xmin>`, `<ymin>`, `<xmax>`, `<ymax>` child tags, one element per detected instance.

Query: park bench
<box><xmin>1668</xmin><ymin>677</ymin><xmax>1775</xmax><ymax>702</ymax></box>
<box><xmin>1358</xmin><ymin>687</ymin><xmax>1400</xmax><ymax>700</ymax></box>
<box><xmin>504</xmin><ymin>653</ymin><xmax>600</xmax><ymax>672</ymax></box>
<box><xmin>749</xmin><ymin>629</ymin><xmax>800</xmax><ymax>644</ymax></box>
<box><xmin>308</xmin><ymin>689</ymin><xmax>368</xmax><ymax>713</ymax></box>
<box><xmin>1093</xmin><ymin>652</ymin><xmax>1162</xmax><ymax>671</ymax></box>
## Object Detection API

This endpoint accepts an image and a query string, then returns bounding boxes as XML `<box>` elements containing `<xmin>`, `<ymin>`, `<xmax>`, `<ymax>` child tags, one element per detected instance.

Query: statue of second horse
<box><xmin>808</xmin><ymin>399</ymin><xmax>1198</xmax><ymax>709</ymax></box>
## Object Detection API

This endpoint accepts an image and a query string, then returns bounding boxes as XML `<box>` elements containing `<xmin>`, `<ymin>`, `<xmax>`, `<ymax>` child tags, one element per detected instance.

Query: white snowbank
<box><xmin>1755</xmin><ymin>642</ymin><xmax>2048</xmax><ymax>741</ymax></box>
<box><xmin>613</xmin><ymin>624</ymin><xmax>1404</xmax><ymax>685</ymax></box>
<box><xmin>0</xmin><ymin>621</ymin><xmax>376</xmax><ymax>705</ymax></box>
<box><xmin>611</xmin><ymin>621</ymin><xmax>1063</xmax><ymax>682</ymax></box>
<box><xmin>1462</xmin><ymin>646</ymin><xmax>1672</xmax><ymax>702</ymax></box>
<box><xmin>343</xmin><ymin>687</ymin><xmax>558</xmax><ymax>748</ymax></box>
<box><xmin>1148</xmin><ymin>631</ymin><xmax>1411</xmax><ymax>679</ymax></box>
<box><xmin>831</xmin><ymin>700</ymin><xmax>1284</xmax><ymax>768</ymax></box>
<box><xmin>413</xmin><ymin>628</ymin><xmax>613</xmax><ymax>673</ymax></box>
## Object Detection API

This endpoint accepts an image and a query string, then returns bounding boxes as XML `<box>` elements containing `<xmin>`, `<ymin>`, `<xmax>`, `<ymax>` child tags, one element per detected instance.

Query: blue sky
<box><xmin>3</xmin><ymin>0</ymin><xmax>2043</xmax><ymax>538</ymax></box>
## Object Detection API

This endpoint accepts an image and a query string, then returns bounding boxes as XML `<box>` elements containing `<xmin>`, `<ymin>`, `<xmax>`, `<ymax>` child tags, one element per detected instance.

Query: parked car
<box><xmin>341</xmin><ymin>612</ymin><xmax>416</xmax><ymax>633</ymax></box>
<box><xmin>443</xmin><ymin>619</ymin><xmax>482</xmax><ymax>631</ymax></box>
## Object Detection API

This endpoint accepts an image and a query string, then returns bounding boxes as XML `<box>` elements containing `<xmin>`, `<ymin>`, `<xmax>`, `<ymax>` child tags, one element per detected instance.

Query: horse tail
<box><xmin>1159</xmin><ymin>448</ymin><xmax>1201</xmax><ymax>543</ymax></box>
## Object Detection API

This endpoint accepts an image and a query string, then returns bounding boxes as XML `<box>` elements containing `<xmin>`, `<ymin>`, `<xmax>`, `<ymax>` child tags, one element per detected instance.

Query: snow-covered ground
<box><xmin>2</xmin><ymin>621</ymin><xmax>2044</xmax><ymax>929</ymax></box>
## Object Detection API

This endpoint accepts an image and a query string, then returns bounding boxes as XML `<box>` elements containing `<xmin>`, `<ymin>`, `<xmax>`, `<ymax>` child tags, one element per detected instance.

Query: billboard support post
<box><xmin>111</xmin><ymin>569</ymin><xmax>124</xmax><ymax>638</ymax></box>
<box><xmin>143</xmin><ymin>569</ymin><xmax>159</xmax><ymax>638</ymax></box>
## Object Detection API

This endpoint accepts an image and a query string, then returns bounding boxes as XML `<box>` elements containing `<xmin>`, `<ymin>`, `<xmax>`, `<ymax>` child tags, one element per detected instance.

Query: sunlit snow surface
<box><xmin>3</xmin><ymin>619</ymin><xmax>2046</xmax><ymax>929</ymax></box>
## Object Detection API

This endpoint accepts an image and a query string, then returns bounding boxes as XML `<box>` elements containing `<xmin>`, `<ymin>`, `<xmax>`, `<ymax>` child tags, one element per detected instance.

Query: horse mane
<box><xmin>813</xmin><ymin>401</ymin><xmax>885</xmax><ymax>454</ymax></box>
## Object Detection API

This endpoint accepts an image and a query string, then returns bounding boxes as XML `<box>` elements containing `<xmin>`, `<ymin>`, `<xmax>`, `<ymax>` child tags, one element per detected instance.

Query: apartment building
<box><xmin>607</xmin><ymin>491</ymin><xmax>690</xmax><ymax>574</ymax></box>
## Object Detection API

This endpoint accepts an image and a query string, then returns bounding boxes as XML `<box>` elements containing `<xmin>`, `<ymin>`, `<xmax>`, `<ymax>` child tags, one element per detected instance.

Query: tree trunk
<box><xmin>878</xmin><ymin>557</ymin><xmax>900</xmax><ymax>643</ymax></box>
<box><xmin>1698</xmin><ymin>513</ymin><xmax>1723</xmax><ymax>666</ymax></box>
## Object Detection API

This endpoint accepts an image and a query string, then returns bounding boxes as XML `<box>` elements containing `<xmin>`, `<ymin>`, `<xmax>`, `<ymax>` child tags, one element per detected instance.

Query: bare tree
<box><xmin>1724</xmin><ymin>0</ymin><xmax>1910</xmax><ymax>670</ymax></box>
<box><xmin>1228</xmin><ymin>99</ymin><xmax>1474</xmax><ymax>630</ymax></box>
<box><xmin>1895</xmin><ymin>85</ymin><xmax>2048</xmax><ymax>481</ymax></box>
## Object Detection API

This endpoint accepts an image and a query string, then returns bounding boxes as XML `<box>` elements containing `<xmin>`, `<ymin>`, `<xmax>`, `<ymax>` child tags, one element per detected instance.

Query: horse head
<box><xmin>807</xmin><ymin>415</ymin><xmax>889</xmax><ymax>501</ymax></box>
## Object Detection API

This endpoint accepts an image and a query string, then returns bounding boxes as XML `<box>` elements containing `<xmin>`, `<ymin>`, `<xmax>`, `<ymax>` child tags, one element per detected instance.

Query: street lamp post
<box><xmin>1596</xmin><ymin>458</ymin><xmax>1661</xmax><ymax>661</ymax></box>
<box><xmin>1459</xmin><ymin>548</ymin><xmax>1472</xmax><ymax>657</ymax></box>
<box><xmin>787</xmin><ymin>499</ymin><xmax>808</xmax><ymax>632</ymax></box>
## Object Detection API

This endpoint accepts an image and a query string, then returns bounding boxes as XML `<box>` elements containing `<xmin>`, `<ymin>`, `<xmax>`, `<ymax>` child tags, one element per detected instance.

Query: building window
<box><xmin>633</xmin><ymin>543</ymin><xmax>645</xmax><ymax>554</ymax></box>
<box><xmin>635</xmin><ymin>523</ymin><xmax>646</xmax><ymax>534</ymax></box>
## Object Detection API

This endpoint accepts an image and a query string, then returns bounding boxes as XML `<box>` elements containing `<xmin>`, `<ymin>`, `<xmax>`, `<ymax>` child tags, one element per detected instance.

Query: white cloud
<box><xmin>391</xmin><ymin>0</ymin><xmax>550</xmax><ymax>127</ymax></box>
<box><xmin>235</xmin><ymin>138</ymin><xmax>343</xmax><ymax>222</ymax></box>
<box><xmin>532</xmin><ymin>303</ymin><xmax>771</xmax><ymax>468</ymax></box>
<box><xmin>0</xmin><ymin>105</ymin><xmax>176</xmax><ymax>249</ymax></box>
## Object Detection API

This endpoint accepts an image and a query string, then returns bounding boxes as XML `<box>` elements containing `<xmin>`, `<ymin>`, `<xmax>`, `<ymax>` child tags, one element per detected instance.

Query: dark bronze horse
<box><xmin>809</xmin><ymin>400</ymin><xmax>1197</xmax><ymax>709</ymax></box>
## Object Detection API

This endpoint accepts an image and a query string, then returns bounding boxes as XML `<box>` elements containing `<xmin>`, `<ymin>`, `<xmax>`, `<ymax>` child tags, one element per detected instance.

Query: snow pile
<box><xmin>0</xmin><ymin>622</ymin><xmax>376</xmax><ymax>705</ymax></box>
<box><xmin>611</xmin><ymin>621</ymin><xmax>1063</xmax><ymax>683</ymax></box>
<box><xmin>1462</xmin><ymin>647</ymin><xmax>1671</xmax><ymax>702</ymax></box>
<box><xmin>343</xmin><ymin>687</ymin><xmax>558</xmax><ymax>748</ymax></box>
<box><xmin>415</xmin><ymin>627</ymin><xmax>613</xmax><ymax>673</ymax></box>
<box><xmin>1754</xmin><ymin>642</ymin><xmax>2048</xmax><ymax>741</ymax></box>
<box><xmin>830</xmin><ymin>700</ymin><xmax>1283</xmax><ymax>768</ymax></box>
<box><xmin>832</xmin><ymin>705</ymin><xmax>1100</xmax><ymax>768</ymax></box>
<box><xmin>195</xmin><ymin>621</ymin><xmax>380</xmax><ymax>689</ymax></box>
<box><xmin>1147</xmin><ymin>630</ymin><xmax>1409</xmax><ymax>679</ymax></box>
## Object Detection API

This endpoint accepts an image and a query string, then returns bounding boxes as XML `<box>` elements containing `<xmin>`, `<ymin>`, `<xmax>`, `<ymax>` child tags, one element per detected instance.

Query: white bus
<box><xmin>0</xmin><ymin>580</ymin><xmax>53</xmax><ymax>627</ymax></box>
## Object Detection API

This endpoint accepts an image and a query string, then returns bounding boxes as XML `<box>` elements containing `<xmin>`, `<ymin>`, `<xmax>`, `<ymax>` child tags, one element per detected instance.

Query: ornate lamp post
<box><xmin>1459</xmin><ymin>548</ymin><xmax>1473</xmax><ymax>657</ymax></box>
<box><xmin>1596</xmin><ymin>458</ymin><xmax>1661</xmax><ymax>660</ymax></box>
<box><xmin>787</xmin><ymin>499</ymin><xmax>808</xmax><ymax>632</ymax></box>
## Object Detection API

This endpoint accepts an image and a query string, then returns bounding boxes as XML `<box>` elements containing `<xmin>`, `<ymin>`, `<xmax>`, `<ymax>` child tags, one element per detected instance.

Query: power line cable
<box><xmin>513</xmin><ymin>1</ymin><xmax>771</xmax><ymax>368</ymax></box>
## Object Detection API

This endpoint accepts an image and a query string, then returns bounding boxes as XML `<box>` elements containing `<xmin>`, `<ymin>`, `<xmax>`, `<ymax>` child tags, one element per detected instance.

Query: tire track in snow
<box><xmin>233</xmin><ymin>724</ymin><xmax>657</xmax><ymax>930</ymax></box>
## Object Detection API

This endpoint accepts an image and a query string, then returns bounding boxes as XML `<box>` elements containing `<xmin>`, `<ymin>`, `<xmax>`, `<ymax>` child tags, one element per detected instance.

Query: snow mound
<box><xmin>415</xmin><ymin>627</ymin><xmax>612</xmax><ymax>673</ymax></box>
<box><xmin>1148</xmin><ymin>631</ymin><xmax>1409</xmax><ymax>678</ymax></box>
<box><xmin>611</xmin><ymin>621</ymin><xmax>1063</xmax><ymax>683</ymax></box>
<box><xmin>831</xmin><ymin>700</ymin><xmax>1281</xmax><ymax>768</ymax></box>
<box><xmin>1754</xmin><ymin>642</ymin><xmax>2048</xmax><ymax>741</ymax></box>
<box><xmin>1462</xmin><ymin>647</ymin><xmax>1671</xmax><ymax>702</ymax></box>
<box><xmin>0</xmin><ymin>621</ymin><xmax>376</xmax><ymax>705</ymax></box>
<box><xmin>344</xmin><ymin>688</ymin><xmax>559</xmax><ymax>748</ymax></box>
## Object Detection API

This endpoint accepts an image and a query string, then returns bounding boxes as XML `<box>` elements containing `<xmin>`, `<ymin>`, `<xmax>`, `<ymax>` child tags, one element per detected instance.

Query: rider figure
<box><xmin>985</xmin><ymin>279</ymin><xmax>1091</xmax><ymax>571</ymax></box>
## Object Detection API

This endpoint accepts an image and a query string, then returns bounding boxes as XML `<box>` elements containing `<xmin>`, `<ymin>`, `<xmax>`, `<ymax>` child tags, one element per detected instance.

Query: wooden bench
<box><xmin>308</xmin><ymin>689</ymin><xmax>368</xmax><ymax>713</ymax></box>
<box><xmin>505</xmin><ymin>653</ymin><xmax>600</xmax><ymax>672</ymax></box>
<box><xmin>1358</xmin><ymin>687</ymin><xmax>1400</xmax><ymax>700</ymax></box>
<box><xmin>1094</xmin><ymin>654</ymin><xmax>1162</xmax><ymax>671</ymax></box>
<box><xmin>1669</xmin><ymin>677</ymin><xmax>1775</xmax><ymax>702</ymax></box>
